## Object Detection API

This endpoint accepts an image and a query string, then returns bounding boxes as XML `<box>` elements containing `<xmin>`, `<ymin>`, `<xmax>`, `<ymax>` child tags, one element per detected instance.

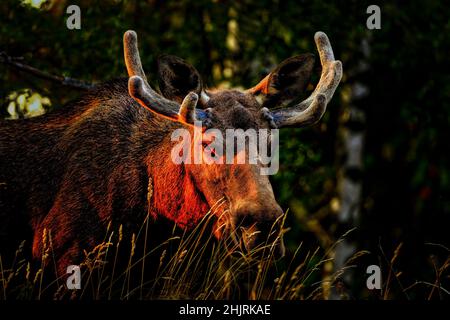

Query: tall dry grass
<box><xmin>1</xmin><ymin>204</ymin><xmax>446</xmax><ymax>300</ymax></box>
<box><xmin>0</xmin><ymin>205</ymin><xmax>371</xmax><ymax>300</ymax></box>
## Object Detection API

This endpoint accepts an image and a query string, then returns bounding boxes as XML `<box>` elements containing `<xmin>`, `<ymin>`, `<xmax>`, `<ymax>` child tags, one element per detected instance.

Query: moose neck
<box><xmin>145</xmin><ymin>129</ymin><xmax>210</xmax><ymax>229</ymax></box>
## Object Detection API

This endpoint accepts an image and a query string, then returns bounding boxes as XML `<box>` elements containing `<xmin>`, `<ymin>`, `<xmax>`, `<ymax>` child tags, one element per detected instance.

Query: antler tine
<box><xmin>123</xmin><ymin>30</ymin><xmax>147</xmax><ymax>82</ymax></box>
<box><xmin>128</xmin><ymin>75</ymin><xmax>178</xmax><ymax>120</ymax></box>
<box><xmin>271</xmin><ymin>32</ymin><xmax>343</xmax><ymax>127</ymax></box>
<box><xmin>178</xmin><ymin>92</ymin><xmax>199</xmax><ymax>124</ymax></box>
<box><xmin>124</xmin><ymin>30</ymin><xmax>201</xmax><ymax>124</ymax></box>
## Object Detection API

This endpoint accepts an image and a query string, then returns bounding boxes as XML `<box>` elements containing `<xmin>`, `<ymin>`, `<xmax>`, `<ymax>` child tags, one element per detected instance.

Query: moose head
<box><xmin>123</xmin><ymin>30</ymin><xmax>342</xmax><ymax>258</ymax></box>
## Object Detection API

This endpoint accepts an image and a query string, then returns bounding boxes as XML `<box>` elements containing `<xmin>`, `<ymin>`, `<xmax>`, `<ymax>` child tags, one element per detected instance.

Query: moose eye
<box><xmin>202</xmin><ymin>142</ymin><xmax>216</xmax><ymax>157</ymax></box>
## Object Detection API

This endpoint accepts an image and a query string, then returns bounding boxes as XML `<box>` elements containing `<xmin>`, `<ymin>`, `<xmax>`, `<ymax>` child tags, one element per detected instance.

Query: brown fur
<box><xmin>0</xmin><ymin>53</ymin><xmax>316</xmax><ymax>274</ymax></box>
<box><xmin>0</xmin><ymin>79</ymin><xmax>280</xmax><ymax>274</ymax></box>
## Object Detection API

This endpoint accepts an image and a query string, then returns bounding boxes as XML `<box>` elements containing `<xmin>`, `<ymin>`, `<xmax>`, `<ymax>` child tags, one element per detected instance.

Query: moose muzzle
<box><xmin>232</xmin><ymin>200</ymin><xmax>286</xmax><ymax>259</ymax></box>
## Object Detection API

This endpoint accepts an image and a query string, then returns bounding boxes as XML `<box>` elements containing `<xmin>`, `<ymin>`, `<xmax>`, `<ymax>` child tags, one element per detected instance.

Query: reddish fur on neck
<box><xmin>147</xmin><ymin>150</ymin><xmax>210</xmax><ymax>229</ymax></box>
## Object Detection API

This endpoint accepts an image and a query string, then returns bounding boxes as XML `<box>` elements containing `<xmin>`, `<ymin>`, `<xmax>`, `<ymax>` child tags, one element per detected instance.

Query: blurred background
<box><xmin>1</xmin><ymin>0</ymin><xmax>449</xmax><ymax>299</ymax></box>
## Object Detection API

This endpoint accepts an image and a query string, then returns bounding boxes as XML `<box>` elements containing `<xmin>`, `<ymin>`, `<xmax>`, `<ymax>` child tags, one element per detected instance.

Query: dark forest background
<box><xmin>1</xmin><ymin>0</ymin><xmax>449</xmax><ymax>299</ymax></box>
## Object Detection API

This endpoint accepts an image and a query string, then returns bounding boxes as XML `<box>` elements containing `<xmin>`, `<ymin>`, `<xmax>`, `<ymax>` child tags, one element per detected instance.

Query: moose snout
<box><xmin>232</xmin><ymin>202</ymin><xmax>286</xmax><ymax>259</ymax></box>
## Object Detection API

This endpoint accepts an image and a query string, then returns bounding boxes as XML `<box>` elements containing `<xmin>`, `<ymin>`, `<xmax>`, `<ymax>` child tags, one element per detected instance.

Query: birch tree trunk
<box><xmin>331</xmin><ymin>35</ymin><xmax>371</xmax><ymax>299</ymax></box>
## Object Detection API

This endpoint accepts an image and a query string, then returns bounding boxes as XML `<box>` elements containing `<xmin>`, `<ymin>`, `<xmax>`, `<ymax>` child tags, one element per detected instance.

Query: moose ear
<box><xmin>157</xmin><ymin>55</ymin><xmax>203</xmax><ymax>104</ymax></box>
<box><xmin>249</xmin><ymin>54</ymin><xmax>315</xmax><ymax>108</ymax></box>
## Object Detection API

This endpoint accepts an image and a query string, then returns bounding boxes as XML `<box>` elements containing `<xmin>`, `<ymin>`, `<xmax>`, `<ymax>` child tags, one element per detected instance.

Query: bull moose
<box><xmin>0</xmin><ymin>30</ymin><xmax>342</xmax><ymax>275</ymax></box>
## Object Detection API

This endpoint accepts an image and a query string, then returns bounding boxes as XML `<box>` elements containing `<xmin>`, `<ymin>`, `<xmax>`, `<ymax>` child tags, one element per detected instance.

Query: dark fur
<box><xmin>0</xmin><ymin>54</ymin><xmax>314</xmax><ymax>275</ymax></box>
<box><xmin>0</xmin><ymin>79</ymin><xmax>179</xmax><ymax>273</ymax></box>
<box><xmin>0</xmin><ymin>78</ymin><xmax>270</xmax><ymax>275</ymax></box>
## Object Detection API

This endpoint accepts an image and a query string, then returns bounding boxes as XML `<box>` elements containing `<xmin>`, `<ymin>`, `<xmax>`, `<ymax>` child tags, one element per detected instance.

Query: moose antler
<box><xmin>270</xmin><ymin>32</ymin><xmax>343</xmax><ymax>127</ymax></box>
<box><xmin>123</xmin><ymin>30</ymin><xmax>201</xmax><ymax>124</ymax></box>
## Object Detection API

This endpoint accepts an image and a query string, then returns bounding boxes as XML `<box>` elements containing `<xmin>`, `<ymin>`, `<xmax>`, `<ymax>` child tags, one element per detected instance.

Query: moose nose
<box><xmin>233</xmin><ymin>202</ymin><xmax>285</xmax><ymax>259</ymax></box>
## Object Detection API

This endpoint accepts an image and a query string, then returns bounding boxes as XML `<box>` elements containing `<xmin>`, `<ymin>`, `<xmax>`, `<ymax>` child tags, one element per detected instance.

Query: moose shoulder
<box><xmin>0</xmin><ymin>31</ymin><xmax>342</xmax><ymax>274</ymax></box>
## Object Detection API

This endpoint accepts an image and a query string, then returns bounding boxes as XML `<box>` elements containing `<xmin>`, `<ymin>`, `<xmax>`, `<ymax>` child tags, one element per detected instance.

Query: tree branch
<box><xmin>0</xmin><ymin>52</ymin><xmax>94</xmax><ymax>90</ymax></box>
